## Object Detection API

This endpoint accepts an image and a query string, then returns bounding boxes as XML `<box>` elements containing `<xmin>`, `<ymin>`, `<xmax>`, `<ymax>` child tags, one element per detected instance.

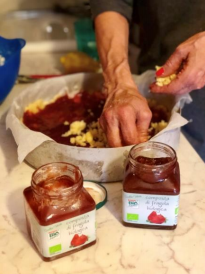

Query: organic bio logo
<box><xmin>48</xmin><ymin>230</ymin><xmax>60</xmax><ymax>240</ymax></box>
<box><xmin>128</xmin><ymin>199</ymin><xmax>139</xmax><ymax>208</ymax></box>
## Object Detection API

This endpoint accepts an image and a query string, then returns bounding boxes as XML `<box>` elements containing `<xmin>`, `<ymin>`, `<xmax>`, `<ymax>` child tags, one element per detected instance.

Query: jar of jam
<box><xmin>122</xmin><ymin>142</ymin><xmax>180</xmax><ymax>230</ymax></box>
<box><xmin>24</xmin><ymin>162</ymin><xmax>96</xmax><ymax>261</ymax></box>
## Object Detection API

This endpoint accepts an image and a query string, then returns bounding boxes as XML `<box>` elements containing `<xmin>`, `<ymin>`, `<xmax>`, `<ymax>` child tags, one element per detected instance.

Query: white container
<box><xmin>6</xmin><ymin>72</ymin><xmax>191</xmax><ymax>182</ymax></box>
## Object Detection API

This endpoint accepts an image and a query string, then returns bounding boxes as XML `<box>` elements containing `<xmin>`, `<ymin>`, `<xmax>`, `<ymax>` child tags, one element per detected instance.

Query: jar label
<box><xmin>122</xmin><ymin>192</ymin><xmax>179</xmax><ymax>226</ymax></box>
<box><xmin>24</xmin><ymin>201</ymin><xmax>96</xmax><ymax>258</ymax></box>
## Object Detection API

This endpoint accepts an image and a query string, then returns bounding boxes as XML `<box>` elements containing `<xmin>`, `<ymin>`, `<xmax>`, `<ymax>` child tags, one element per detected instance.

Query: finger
<box><xmin>151</xmin><ymin>56</ymin><xmax>205</xmax><ymax>94</ymax></box>
<box><xmin>119</xmin><ymin>108</ymin><xmax>140</xmax><ymax>145</ymax></box>
<box><xmin>158</xmin><ymin>46</ymin><xmax>189</xmax><ymax>77</ymax></box>
<box><xmin>99</xmin><ymin>111</ymin><xmax>122</xmax><ymax>147</ymax></box>
<box><xmin>150</xmin><ymin>81</ymin><xmax>190</xmax><ymax>94</ymax></box>
<box><xmin>136</xmin><ymin>109</ymin><xmax>152</xmax><ymax>143</ymax></box>
<box><xmin>106</xmin><ymin>125</ymin><xmax>122</xmax><ymax>147</ymax></box>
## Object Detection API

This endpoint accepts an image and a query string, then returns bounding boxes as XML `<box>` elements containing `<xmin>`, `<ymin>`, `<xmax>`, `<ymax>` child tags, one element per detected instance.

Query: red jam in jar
<box><xmin>23</xmin><ymin>162</ymin><xmax>96</xmax><ymax>261</ymax></box>
<box><xmin>122</xmin><ymin>142</ymin><xmax>180</xmax><ymax>230</ymax></box>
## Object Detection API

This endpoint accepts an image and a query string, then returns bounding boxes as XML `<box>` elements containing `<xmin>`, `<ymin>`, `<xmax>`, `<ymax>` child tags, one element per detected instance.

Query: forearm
<box><xmin>92</xmin><ymin>10</ymin><xmax>151</xmax><ymax>147</ymax></box>
<box><xmin>95</xmin><ymin>12</ymin><xmax>136</xmax><ymax>93</ymax></box>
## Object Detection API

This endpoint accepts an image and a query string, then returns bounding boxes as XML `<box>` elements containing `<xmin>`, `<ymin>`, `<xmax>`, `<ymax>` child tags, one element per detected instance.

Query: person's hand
<box><xmin>150</xmin><ymin>31</ymin><xmax>205</xmax><ymax>94</ymax></box>
<box><xmin>99</xmin><ymin>83</ymin><xmax>152</xmax><ymax>147</ymax></box>
<box><xmin>93</xmin><ymin>12</ymin><xmax>152</xmax><ymax>147</ymax></box>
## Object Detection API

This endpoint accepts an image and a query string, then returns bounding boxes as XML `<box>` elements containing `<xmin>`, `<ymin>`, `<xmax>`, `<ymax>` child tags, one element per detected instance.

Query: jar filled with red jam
<box><xmin>122</xmin><ymin>142</ymin><xmax>180</xmax><ymax>230</ymax></box>
<box><xmin>24</xmin><ymin>162</ymin><xmax>96</xmax><ymax>261</ymax></box>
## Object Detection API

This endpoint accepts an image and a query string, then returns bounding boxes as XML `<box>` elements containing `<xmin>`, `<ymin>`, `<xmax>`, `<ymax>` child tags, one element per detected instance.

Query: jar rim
<box><xmin>129</xmin><ymin>141</ymin><xmax>177</xmax><ymax>169</ymax></box>
<box><xmin>31</xmin><ymin>162</ymin><xmax>83</xmax><ymax>198</ymax></box>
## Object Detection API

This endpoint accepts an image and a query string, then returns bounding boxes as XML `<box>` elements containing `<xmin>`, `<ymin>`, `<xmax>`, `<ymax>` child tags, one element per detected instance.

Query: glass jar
<box><xmin>24</xmin><ymin>162</ymin><xmax>96</xmax><ymax>261</ymax></box>
<box><xmin>122</xmin><ymin>142</ymin><xmax>180</xmax><ymax>230</ymax></box>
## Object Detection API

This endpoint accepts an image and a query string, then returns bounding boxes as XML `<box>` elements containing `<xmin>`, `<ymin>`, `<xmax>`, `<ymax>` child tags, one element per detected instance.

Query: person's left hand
<box><xmin>150</xmin><ymin>31</ymin><xmax>205</xmax><ymax>95</ymax></box>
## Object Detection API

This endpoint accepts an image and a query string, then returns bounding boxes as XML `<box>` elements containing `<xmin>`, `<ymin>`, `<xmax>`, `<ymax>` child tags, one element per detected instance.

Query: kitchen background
<box><xmin>0</xmin><ymin>0</ymin><xmax>88</xmax><ymax>14</ymax></box>
<box><xmin>0</xmin><ymin>0</ymin><xmax>139</xmax><ymax>76</ymax></box>
<box><xmin>0</xmin><ymin>0</ymin><xmax>100</xmax><ymax>76</ymax></box>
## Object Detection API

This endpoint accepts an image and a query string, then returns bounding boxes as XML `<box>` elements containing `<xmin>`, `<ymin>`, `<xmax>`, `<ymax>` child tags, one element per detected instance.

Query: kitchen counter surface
<box><xmin>0</xmin><ymin>103</ymin><xmax>205</xmax><ymax>274</ymax></box>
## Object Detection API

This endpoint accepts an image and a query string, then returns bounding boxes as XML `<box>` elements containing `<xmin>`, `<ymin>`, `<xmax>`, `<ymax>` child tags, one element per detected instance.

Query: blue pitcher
<box><xmin>0</xmin><ymin>36</ymin><xmax>26</xmax><ymax>103</ymax></box>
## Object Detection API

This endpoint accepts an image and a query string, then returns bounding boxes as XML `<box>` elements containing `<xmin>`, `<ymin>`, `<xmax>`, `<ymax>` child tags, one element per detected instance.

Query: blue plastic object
<box><xmin>0</xmin><ymin>36</ymin><xmax>26</xmax><ymax>103</ymax></box>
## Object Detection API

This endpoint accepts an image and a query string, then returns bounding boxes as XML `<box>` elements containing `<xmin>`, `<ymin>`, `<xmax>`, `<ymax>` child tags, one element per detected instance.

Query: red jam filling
<box><xmin>23</xmin><ymin>91</ymin><xmax>170</xmax><ymax>147</ymax></box>
<box><xmin>23</xmin><ymin>91</ymin><xmax>105</xmax><ymax>146</ymax></box>
<box><xmin>136</xmin><ymin>156</ymin><xmax>172</xmax><ymax>165</ymax></box>
<box><xmin>37</xmin><ymin>175</ymin><xmax>75</xmax><ymax>194</ymax></box>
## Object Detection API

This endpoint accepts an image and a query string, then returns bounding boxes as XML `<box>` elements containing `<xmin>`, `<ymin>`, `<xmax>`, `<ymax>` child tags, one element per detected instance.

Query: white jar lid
<box><xmin>83</xmin><ymin>181</ymin><xmax>107</xmax><ymax>210</ymax></box>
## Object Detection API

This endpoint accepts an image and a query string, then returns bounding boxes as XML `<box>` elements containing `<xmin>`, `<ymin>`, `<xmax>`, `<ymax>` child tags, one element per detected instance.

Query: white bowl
<box><xmin>6</xmin><ymin>72</ymin><xmax>190</xmax><ymax>182</ymax></box>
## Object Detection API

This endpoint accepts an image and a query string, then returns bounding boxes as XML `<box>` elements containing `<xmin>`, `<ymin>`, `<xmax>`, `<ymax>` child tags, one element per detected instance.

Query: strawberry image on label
<box><xmin>70</xmin><ymin>234</ymin><xmax>88</xmax><ymax>247</ymax></box>
<box><xmin>147</xmin><ymin>211</ymin><xmax>166</xmax><ymax>224</ymax></box>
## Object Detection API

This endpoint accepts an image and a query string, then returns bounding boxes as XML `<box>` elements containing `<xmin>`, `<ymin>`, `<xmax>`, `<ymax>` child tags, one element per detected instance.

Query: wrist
<box><xmin>102</xmin><ymin>61</ymin><xmax>137</xmax><ymax>94</ymax></box>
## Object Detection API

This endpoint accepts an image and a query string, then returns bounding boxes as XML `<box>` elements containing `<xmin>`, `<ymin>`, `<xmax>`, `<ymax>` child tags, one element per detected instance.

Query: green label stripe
<box><xmin>49</xmin><ymin>244</ymin><xmax>62</xmax><ymax>254</ymax></box>
<box><xmin>175</xmin><ymin>207</ymin><xmax>179</xmax><ymax>215</ymax></box>
<box><xmin>127</xmin><ymin>213</ymin><xmax>139</xmax><ymax>221</ymax></box>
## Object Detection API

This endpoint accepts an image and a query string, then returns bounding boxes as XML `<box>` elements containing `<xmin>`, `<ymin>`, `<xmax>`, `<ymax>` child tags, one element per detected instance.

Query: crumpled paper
<box><xmin>6</xmin><ymin>71</ymin><xmax>192</xmax><ymax>182</ymax></box>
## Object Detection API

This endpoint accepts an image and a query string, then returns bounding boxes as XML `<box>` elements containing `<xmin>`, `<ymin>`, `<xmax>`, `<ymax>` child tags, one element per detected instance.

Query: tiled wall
<box><xmin>0</xmin><ymin>0</ymin><xmax>88</xmax><ymax>14</ymax></box>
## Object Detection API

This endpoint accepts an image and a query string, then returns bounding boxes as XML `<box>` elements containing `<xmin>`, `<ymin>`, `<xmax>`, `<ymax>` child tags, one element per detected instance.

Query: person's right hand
<box><xmin>99</xmin><ymin>83</ymin><xmax>152</xmax><ymax>147</ymax></box>
<box><xmin>93</xmin><ymin>12</ymin><xmax>152</xmax><ymax>147</ymax></box>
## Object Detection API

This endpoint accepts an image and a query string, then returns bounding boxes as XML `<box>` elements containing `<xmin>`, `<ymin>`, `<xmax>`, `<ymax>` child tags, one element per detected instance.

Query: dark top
<box><xmin>90</xmin><ymin>0</ymin><xmax>205</xmax><ymax>161</ymax></box>
<box><xmin>90</xmin><ymin>0</ymin><xmax>205</xmax><ymax>73</ymax></box>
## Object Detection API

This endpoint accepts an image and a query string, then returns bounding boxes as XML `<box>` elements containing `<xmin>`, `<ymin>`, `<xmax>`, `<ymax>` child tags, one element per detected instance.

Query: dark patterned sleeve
<box><xmin>90</xmin><ymin>0</ymin><xmax>133</xmax><ymax>22</ymax></box>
